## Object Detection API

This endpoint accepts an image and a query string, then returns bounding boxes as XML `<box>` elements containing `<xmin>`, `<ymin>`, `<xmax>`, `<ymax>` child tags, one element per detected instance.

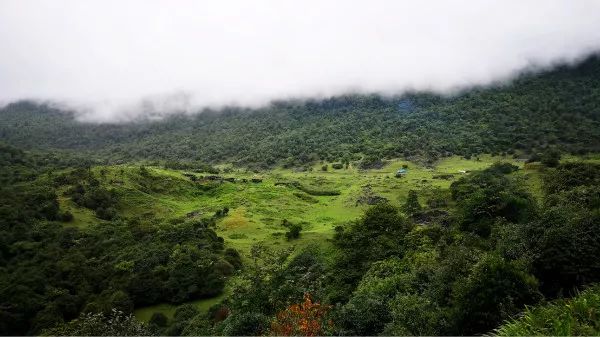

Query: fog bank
<box><xmin>1</xmin><ymin>0</ymin><xmax>600</xmax><ymax>122</ymax></box>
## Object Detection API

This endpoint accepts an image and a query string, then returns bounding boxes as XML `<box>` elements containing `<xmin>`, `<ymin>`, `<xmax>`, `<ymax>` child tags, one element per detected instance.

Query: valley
<box><xmin>2</xmin><ymin>57</ymin><xmax>600</xmax><ymax>336</ymax></box>
<box><xmin>3</xmin><ymin>3</ymin><xmax>600</xmax><ymax>335</ymax></box>
<box><xmin>60</xmin><ymin>156</ymin><xmax>535</xmax><ymax>254</ymax></box>
<box><xmin>49</xmin><ymin>155</ymin><xmax>546</xmax><ymax>321</ymax></box>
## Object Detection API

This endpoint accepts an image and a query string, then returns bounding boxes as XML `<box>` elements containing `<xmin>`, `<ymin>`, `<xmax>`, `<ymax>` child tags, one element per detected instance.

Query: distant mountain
<box><xmin>2</xmin><ymin>56</ymin><xmax>600</xmax><ymax>168</ymax></box>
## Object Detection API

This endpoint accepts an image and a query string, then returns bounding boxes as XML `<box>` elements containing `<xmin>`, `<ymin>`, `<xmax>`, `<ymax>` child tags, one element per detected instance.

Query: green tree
<box><xmin>452</xmin><ymin>254</ymin><xmax>541</xmax><ymax>335</ymax></box>
<box><xmin>541</xmin><ymin>149</ymin><xmax>561</xmax><ymax>167</ymax></box>
<box><xmin>285</xmin><ymin>223</ymin><xmax>302</xmax><ymax>240</ymax></box>
<box><xmin>41</xmin><ymin>310</ymin><xmax>150</xmax><ymax>336</ymax></box>
<box><xmin>402</xmin><ymin>190</ymin><xmax>422</xmax><ymax>216</ymax></box>
<box><xmin>149</xmin><ymin>312</ymin><xmax>168</xmax><ymax>327</ymax></box>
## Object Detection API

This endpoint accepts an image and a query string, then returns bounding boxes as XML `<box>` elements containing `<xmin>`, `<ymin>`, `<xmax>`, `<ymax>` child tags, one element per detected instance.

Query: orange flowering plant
<box><xmin>269</xmin><ymin>293</ymin><xmax>333</xmax><ymax>336</ymax></box>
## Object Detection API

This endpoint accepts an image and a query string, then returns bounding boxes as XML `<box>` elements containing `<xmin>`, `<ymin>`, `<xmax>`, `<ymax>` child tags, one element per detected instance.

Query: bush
<box><xmin>41</xmin><ymin>310</ymin><xmax>150</xmax><ymax>336</ymax></box>
<box><xmin>487</xmin><ymin>162</ymin><xmax>519</xmax><ymax>175</ymax></box>
<box><xmin>452</xmin><ymin>254</ymin><xmax>542</xmax><ymax>335</ymax></box>
<box><xmin>224</xmin><ymin>248</ymin><xmax>243</xmax><ymax>269</ymax></box>
<box><xmin>494</xmin><ymin>285</ymin><xmax>600</xmax><ymax>336</ymax></box>
<box><xmin>360</xmin><ymin>156</ymin><xmax>384</xmax><ymax>169</ymax></box>
<box><xmin>149</xmin><ymin>312</ymin><xmax>168</xmax><ymax>327</ymax></box>
<box><xmin>541</xmin><ymin>149</ymin><xmax>561</xmax><ymax>167</ymax></box>
<box><xmin>285</xmin><ymin>224</ymin><xmax>302</xmax><ymax>240</ymax></box>
<box><xmin>60</xmin><ymin>211</ymin><xmax>74</xmax><ymax>222</ymax></box>
<box><xmin>220</xmin><ymin>312</ymin><xmax>270</xmax><ymax>336</ymax></box>
<box><xmin>95</xmin><ymin>206</ymin><xmax>117</xmax><ymax>220</ymax></box>
<box><xmin>402</xmin><ymin>190</ymin><xmax>422</xmax><ymax>216</ymax></box>
<box><xmin>173</xmin><ymin>304</ymin><xmax>199</xmax><ymax>322</ymax></box>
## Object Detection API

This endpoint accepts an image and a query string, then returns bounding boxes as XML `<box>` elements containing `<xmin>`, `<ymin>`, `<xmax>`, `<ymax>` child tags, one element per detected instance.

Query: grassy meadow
<box><xmin>52</xmin><ymin>154</ymin><xmax>547</xmax><ymax>322</ymax></box>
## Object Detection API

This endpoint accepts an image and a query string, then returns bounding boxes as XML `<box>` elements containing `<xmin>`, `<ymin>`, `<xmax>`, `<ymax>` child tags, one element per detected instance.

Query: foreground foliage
<box><xmin>270</xmin><ymin>294</ymin><xmax>332</xmax><ymax>336</ymax></box>
<box><xmin>41</xmin><ymin>310</ymin><xmax>150</xmax><ymax>336</ymax></box>
<box><xmin>494</xmin><ymin>285</ymin><xmax>600</xmax><ymax>336</ymax></box>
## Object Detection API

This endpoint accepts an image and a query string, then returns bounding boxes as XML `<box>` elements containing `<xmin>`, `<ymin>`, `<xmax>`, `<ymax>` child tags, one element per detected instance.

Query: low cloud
<box><xmin>1</xmin><ymin>0</ymin><xmax>600</xmax><ymax>122</ymax></box>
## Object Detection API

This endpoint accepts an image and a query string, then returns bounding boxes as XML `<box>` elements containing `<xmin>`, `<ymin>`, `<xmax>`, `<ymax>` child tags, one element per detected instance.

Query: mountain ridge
<box><xmin>2</xmin><ymin>56</ymin><xmax>600</xmax><ymax>168</ymax></box>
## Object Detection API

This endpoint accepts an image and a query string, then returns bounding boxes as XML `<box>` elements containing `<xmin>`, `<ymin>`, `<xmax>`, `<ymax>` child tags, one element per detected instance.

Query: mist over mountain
<box><xmin>2</xmin><ymin>56</ymin><xmax>600</xmax><ymax>168</ymax></box>
<box><xmin>2</xmin><ymin>0</ymin><xmax>600</xmax><ymax>121</ymax></box>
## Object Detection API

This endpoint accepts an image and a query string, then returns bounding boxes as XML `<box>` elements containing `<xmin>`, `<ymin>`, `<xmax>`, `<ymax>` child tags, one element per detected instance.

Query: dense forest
<box><xmin>1</xmin><ymin>56</ymin><xmax>600</xmax><ymax>336</ymax></box>
<box><xmin>2</xmin><ymin>143</ymin><xmax>600</xmax><ymax>335</ymax></box>
<box><xmin>0</xmin><ymin>145</ymin><xmax>242</xmax><ymax>334</ymax></box>
<box><xmin>1</xmin><ymin>57</ymin><xmax>600</xmax><ymax>169</ymax></box>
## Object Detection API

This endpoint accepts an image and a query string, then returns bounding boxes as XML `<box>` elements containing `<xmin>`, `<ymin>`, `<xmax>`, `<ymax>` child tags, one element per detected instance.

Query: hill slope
<box><xmin>1</xmin><ymin>57</ymin><xmax>600</xmax><ymax>168</ymax></box>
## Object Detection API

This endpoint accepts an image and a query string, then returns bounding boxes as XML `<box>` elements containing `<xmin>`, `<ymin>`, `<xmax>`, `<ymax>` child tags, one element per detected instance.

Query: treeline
<box><xmin>0</xmin><ymin>147</ymin><xmax>242</xmax><ymax>335</ymax></box>
<box><xmin>1</xmin><ymin>57</ymin><xmax>600</xmax><ymax>168</ymax></box>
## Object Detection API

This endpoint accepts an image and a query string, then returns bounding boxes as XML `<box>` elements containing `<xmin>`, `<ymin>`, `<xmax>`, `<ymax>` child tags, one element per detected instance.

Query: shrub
<box><xmin>95</xmin><ymin>206</ymin><xmax>117</xmax><ymax>220</ymax></box>
<box><xmin>41</xmin><ymin>310</ymin><xmax>150</xmax><ymax>336</ymax></box>
<box><xmin>220</xmin><ymin>312</ymin><xmax>270</xmax><ymax>336</ymax></box>
<box><xmin>494</xmin><ymin>285</ymin><xmax>600</xmax><ymax>336</ymax></box>
<box><xmin>60</xmin><ymin>211</ymin><xmax>74</xmax><ymax>222</ymax></box>
<box><xmin>402</xmin><ymin>190</ymin><xmax>422</xmax><ymax>216</ymax></box>
<box><xmin>541</xmin><ymin>149</ymin><xmax>561</xmax><ymax>167</ymax></box>
<box><xmin>452</xmin><ymin>254</ymin><xmax>542</xmax><ymax>335</ymax></box>
<box><xmin>270</xmin><ymin>294</ymin><xmax>332</xmax><ymax>336</ymax></box>
<box><xmin>149</xmin><ymin>312</ymin><xmax>168</xmax><ymax>327</ymax></box>
<box><xmin>286</xmin><ymin>224</ymin><xmax>302</xmax><ymax>240</ymax></box>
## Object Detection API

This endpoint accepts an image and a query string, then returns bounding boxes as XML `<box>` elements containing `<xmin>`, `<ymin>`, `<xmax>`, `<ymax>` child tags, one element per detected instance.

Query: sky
<box><xmin>1</xmin><ymin>0</ymin><xmax>600</xmax><ymax>122</ymax></box>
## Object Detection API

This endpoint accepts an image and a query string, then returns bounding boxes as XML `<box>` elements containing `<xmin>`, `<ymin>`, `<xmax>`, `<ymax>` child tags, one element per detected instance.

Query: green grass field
<box><xmin>134</xmin><ymin>294</ymin><xmax>226</xmax><ymax>323</ymax></box>
<box><xmin>55</xmin><ymin>155</ymin><xmax>547</xmax><ymax>322</ymax></box>
<box><xmin>60</xmin><ymin>155</ymin><xmax>534</xmax><ymax>254</ymax></box>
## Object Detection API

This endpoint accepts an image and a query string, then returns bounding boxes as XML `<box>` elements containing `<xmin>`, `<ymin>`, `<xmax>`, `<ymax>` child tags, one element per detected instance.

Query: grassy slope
<box><xmin>134</xmin><ymin>294</ymin><xmax>227</xmax><ymax>323</ymax></box>
<box><xmin>54</xmin><ymin>155</ymin><xmax>547</xmax><ymax>322</ymax></box>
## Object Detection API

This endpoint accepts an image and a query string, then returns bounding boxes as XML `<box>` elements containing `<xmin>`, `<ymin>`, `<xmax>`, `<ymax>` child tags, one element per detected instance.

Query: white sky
<box><xmin>1</xmin><ymin>0</ymin><xmax>600</xmax><ymax>121</ymax></box>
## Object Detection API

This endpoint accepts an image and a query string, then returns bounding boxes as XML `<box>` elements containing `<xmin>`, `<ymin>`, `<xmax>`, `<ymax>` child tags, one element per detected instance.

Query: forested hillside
<box><xmin>4</xmin><ymin>1</ymin><xmax>600</xmax><ymax>335</ymax></box>
<box><xmin>2</xmin><ymin>56</ymin><xmax>600</xmax><ymax>337</ymax></box>
<box><xmin>2</xmin><ymin>139</ymin><xmax>600</xmax><ymax>335</ymax></box>
<box><xmin>1</xmin><ymin>57</ymin><xmax>600</xmax><ymax>168</ymax></box>
<box><xmin>0</xmin><ymin>145</ymin><xmax>242</xmax><ymax>334</ymax></box>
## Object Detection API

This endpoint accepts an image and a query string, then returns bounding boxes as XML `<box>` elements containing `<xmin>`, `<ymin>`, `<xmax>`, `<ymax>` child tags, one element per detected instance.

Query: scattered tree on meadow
<box><xmin>285</xmin><ymin>223</ymin><xmax>302</xmax><ymax>240</ymax></box>
<box><xmin>402</xmin><ymin>190</ymin><xmax>422</xmax><ymax>216</ymax></box>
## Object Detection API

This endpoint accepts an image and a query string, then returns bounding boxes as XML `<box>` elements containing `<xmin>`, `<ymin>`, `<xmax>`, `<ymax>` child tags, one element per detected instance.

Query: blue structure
<box><xmin>395</xmin><ymin>168</ymin><xmax>408</xmax><ymax>177</ymax></box>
